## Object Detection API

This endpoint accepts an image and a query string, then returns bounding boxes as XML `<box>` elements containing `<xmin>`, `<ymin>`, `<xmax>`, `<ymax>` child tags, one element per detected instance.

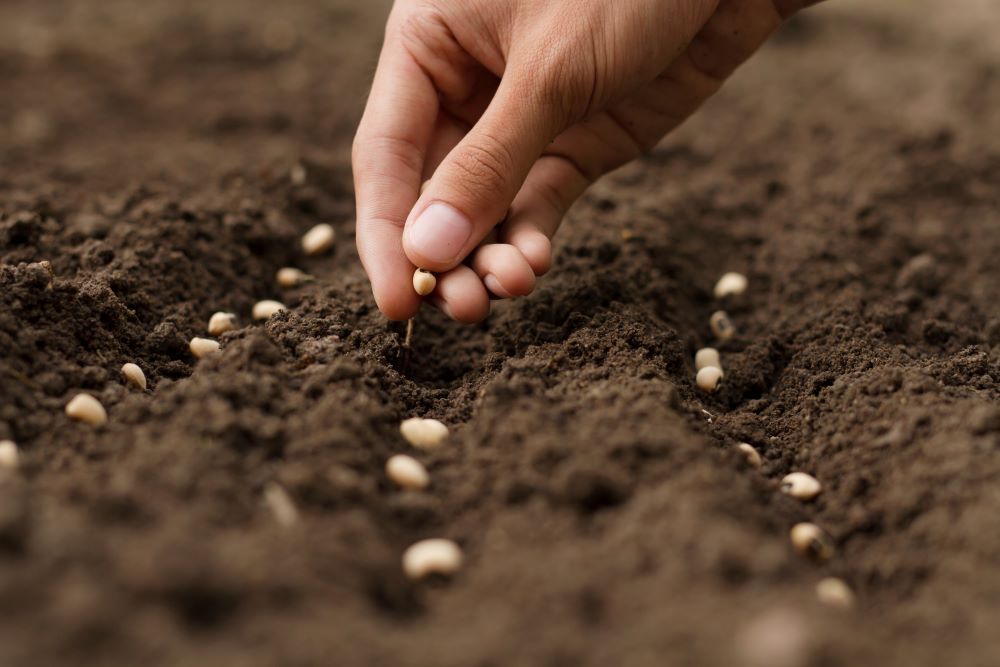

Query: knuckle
<box><xmin>449</xmin><ymin>138</ymin><xmax>512</xmax><ymax>199</ymax></box>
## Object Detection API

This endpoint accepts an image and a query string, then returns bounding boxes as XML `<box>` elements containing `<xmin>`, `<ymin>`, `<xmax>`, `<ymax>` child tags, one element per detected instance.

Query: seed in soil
<box><xmin>0</xmin><ymin>440</ymin><xmax>19</xmax><ymax>469</ymax></box>
<box><xmin>253</xmin><ymin>300</ymin><xmax>287</xmax><ymax>320</ymax></box>
<box><xmin>713</xmin><ymin>272</ymin><xmax>748</xmax><ymax>299</ymax></box>
<box><xmin>710</xmin><ymin>311</ymin><xmax>736</xmax><ymax>341</ymax></box>
<box><xmin>790</xmin><ymin>522</ymin><xmax>834</xmax><ymax>561</ymax></box>
<box><xmin>736</xmin><ymin>443</ymin><xmax>762</xmax><ymax>468</ymax></box>
<box><xmin>412</xmin><ymin>269</ymin><xmax>437</xmax><ymax>296</ymax></box>
<box><xmin>276</xmin><ymin>267</ymin><xmax>311</xmax><ymax>288</ymax></box>
<box><xmin>780</xmin><ymin>472</ymin><xmax>822</xmax><ymax>500</ymax></box>
<box><xmin>696</xmin><ymin>366</ymin><xmax>723</xmax><ymax>393</ymax></box>
<box><xmin>695</xmin><ymin>347</ymin><xmax>722</xmax><ymax>372</ymax></box>
<box><xmin>385</xmin><ymin>454</ymin><xmax>430</xmax><ymax>490</ymax></box>
<box><xmin>290</xmin><ymin>162</ymin><xmax>307</xmax><ymax>186</ymax></box>
<box><xmin>400</xmin><ymin>417</ymin><xmax>449</xmax><ymax>450</ymax></box>
<box><xmin>189</xmin><ymin>337</ymin><xmax>221</xmax><ymax>358</ymax></box>
<box><xmin>65</xmin><ymin>393</ymin><xmax>107</xmax><ymax>426</ymax></box>
<box><xmin>402</xmin><ymin>538</ymin><xmax>463</xmax><ymax>580</ymax></box>
<box><xmin>207</xmin><ymin>311</ymin><xmax>237</xmax><ymax>336</ymax></box>
<box><xmin>264</xmin><ymin>483</ymin><xmax>299</xmax><ymax>527</ymax></box>
<box><xmin>120</xmin><ymin>363</ymin><xmax>147</xmax><ymax>391</ymax></box>
<box><xmin>301</xmin><ymin>223</ymin><xmax>335</xmax><ymax>256</ymax></box>
<box><xmin>815</xmin><ymin>577</ymin><xmax>855</xmax><ymax>609</ymax></box>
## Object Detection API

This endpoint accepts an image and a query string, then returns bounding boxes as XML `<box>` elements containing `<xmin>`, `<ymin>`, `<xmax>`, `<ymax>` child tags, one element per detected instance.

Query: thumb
<box><xmin>402</xmin><ymin>73</ymin><xmax>565</xmax><ymax>272</ymax></box>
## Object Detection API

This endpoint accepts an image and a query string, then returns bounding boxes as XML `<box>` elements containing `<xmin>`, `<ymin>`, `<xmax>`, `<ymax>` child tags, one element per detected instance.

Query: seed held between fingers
<box><xmin>0</xmin><ymin>440</ymin><xmax>19</xmax><ymax>469</ymax></box>
<box><xmin>400</xmin><ymin>418</ymin><xmax>449</xmax><ymax>450</ymax></box>
<box><xmin>253</xmin><ymin>300</ymin><xmax>287</xmax><ymax>320</ymax></box>
<box><xmin>301</xmin><ymin>223</ymin><xmax>335</xmax><ymax>256</ymax></box>
<box><xmin>780</xmin><ymin>472</ymin><xmax>822</xmax><ymax>500</ymax></box>
<box><xmin>189</xmin><ymin>337</ymin><xmax>221</xmax><ymax>359</ymax></box>
<box><xmin>696</xmin><ymin>366</ymin><xmax>723</xmax><ymax>393</ymax></box>
<box><xmin>276</xmin><ymin>267</ymin><xmax>310</xmax><ymax>288</ymax></box>
<box><xmin>790</xmin><ymin>522</ymin><xmax>834</xmax><ymax>561</ymax></box>
<box><xmin>736</xmin><ymin>443</ymin><xmax>762</xmax><ymax>468</ymax></box>
<box><xmin>386</xmin><ymin>454</ymin><xmax>430</xmax><ymax>490</ymax></box>
<box><xmin>816</xmin><ymin>577</ymin><xmax>855</xmax><ymax>609</ymax></box>
<box><xmin>120</xmin><ymin>363</ymin><xmax>147</xmax><ymax>391</ymax></box>
<box><xmin>412</xmin><ymin>268</ymin><xmax>437</xmax><ymax>296</ymax></box>
<box><xmin>207</xmin><ymin>311</ymin><xmax>237</xmax><ymax>336</ymax></box>
<box><xmin>695</xmin><ymin>347</ymin><xmax>722</xmax><ymax>372</ymax></box>
<box><xmin>65</xmin><ymin>393</ymin><xmax>107</xmax><ymax>426</ymax></box>
<box><xmin>714</xmin><ymin>272</ymin><xmax>748</xmax><ymax>299</ymax></box>
<box><xmin>402</xmin><ymin>538</ymin><xmax>463</xmax><ymax>580</ymax></box>
<box><xmin>710</xmin><ymin>311</ymin><xmax>736</xmax><ymax>341</ymax></box>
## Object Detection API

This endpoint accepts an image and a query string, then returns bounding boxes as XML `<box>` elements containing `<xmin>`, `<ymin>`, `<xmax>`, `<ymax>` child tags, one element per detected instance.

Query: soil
<box><xmin>2</xmin><ymin>1</ymin><xmax>999</xmax><ymax>665</ymax></box>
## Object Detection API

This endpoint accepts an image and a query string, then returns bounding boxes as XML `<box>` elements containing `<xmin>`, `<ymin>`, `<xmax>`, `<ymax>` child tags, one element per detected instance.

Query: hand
<box><xmin>353</xmin><ymin>0</ymin><xmax>818</xmax><ymax>322</ymax></box>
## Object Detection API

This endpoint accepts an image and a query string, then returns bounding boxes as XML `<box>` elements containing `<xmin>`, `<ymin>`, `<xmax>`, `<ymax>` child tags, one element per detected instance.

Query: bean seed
<box><xmin>400</xmin><ymin>417</ymin><xmax>449</xmax><ymax>450</ymax></box>
<box><xmin>402</xmin><ymin>538</ymin><xmax>463</xmax><ymax>580</ymax></box>
<box><xmin>252</xmin><ymin>300</ymin><xmax>286</xmax><ymax>320</ymax></box>
<box><xmin>65</xmin><ymin>393</ymin><xmax>107</xmax><ymax>426</ymax></box>
<box><xmin>264</xmin><ymin>483</ymin><xmax>299</xmax><ymax>527</ymax></box>
<box><xmin>189</xmin><ymin>337</ymin><xmax>221</xmax><ymax>358</ymax></box>
<box><xmin>0</xmin><ymin>440</ymin><xmax>18</xmax><ymax>469</ymax></box>
<box><xmin>710</xmin><ymin>310</ymin><xmax>736</xmax><ymax>341</ymax></box>
<box><xmin>120</xmin><ymin>363</ymin><xmax>147</xmax><ymax>391</ymax></box>
<box><xmin>696</xmin><ymin>366</ymin><xmax>723</xmax><ymax>393</ymax></box>
<box><xmin>412</xmin><ymin>268</ymin><xmax>437</xmax><ymax>296</ymax></box>
<box><xmin>207</xmin><ymin>311</ymin><xmax>237</xmax><ymax>336</ymax></box>
<box><xmin>780</xmin><ymin>472</ymin><xmax>822</xmax><ymax>500</ymax></box>
<box><xmin>736</xmin><ymin>443</ymin><xmax>761</xmax><ymax>468</ymax></box>
<box><xmin>815</xmin><ymin>577</ymin><xmax>855</xmax><ymax>609</ymax></box>
<box><xmin>276</xmin><ymin>267</ymin><xmax>310</xmax><ymax>288</ymax></box>
<box><xmin>714</xmin><ymin>272</ymin><xmax>748</xmax><ymax>299</ymax></box>
<box><xmin>386</xmin><ymin>454</ymin><xmax>430</xmax><ymax>490</ymax></box>
<box><xmin>790</xmin><ymin>522</ymin><xmax>834</xmax><ymax>561</ymax></box>
<box><xmin>695</xmin><ymin>347</ymin><xmax>722</xmax><ymax>372</ymax></box>
<box><xmin>301</xmin><ymin>223</ymin><xmax>335</xmax><ymax>256</ymax></box>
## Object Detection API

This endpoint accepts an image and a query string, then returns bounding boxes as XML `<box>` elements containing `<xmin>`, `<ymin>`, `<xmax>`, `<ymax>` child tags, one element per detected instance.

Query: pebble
<box><xmin>402</xmin><ymin>538</ymin><xmax>463</xmax><ymax>580</ymax></box>
<box><xmin>0</xmin><ymin>440</ymin><xmax>18</xmax><ymax>469</ymax></box>
<box><xmin>736</xmin><ymin>443</ymin><xmax>761</xmax><ymax>468</ymax></box>
<box><xmin>386</xmin><ymin>454</ymin><xmax>430</xmax><ymax>490</ymax></box>
<box><xmin>400</xmin><ymin>417</ymin><xmax>449</xmax><ymax>450</ymax></box>
<box><xmin>65</xmin><ymin>393</ymin><xmax>107</xmax><ymax>426</ymax></box>
<box><xmin>713</xmin><ymin>272</ymin><xmax>748</xmax><ymax>299</ymax></box>
<box><xmin>780</xmin><ymin>472</ymin><xmax>822</xmax><ymax>500</ymax></box>
<box><xmin>815</xmin><ymin>577</ymin><xmax>855</xmax><ymax>609</ymax></box>
<box><xmin>710</xmin><ymin>310</ymin><xmax>736</xmax><ymax>341</ymax></box>
<box><xmin>252</xmin><ymin>300</ymin><xmax>287</xmax><ymax>320</ymax></box>
<box><xmin>301</xmin><ymin>223</ymin><xmax>335</xmax><ymax>256</ymax></box>
<box><xmin>189</xmin><ymin>337</ymin><xmax>221</xmax><ymax>359</ymax></box>
<box><xmin>120</xmin><ymin>363</ymin><xmax>147</xmax><ymax>390</ymax></box>
<box><xmin>696</xmin><ymin>366</ymin><xmax>723</xmax><ymax>393</ymax></box>
<box><xmin>207</xmin><ymin>311</ymin><xmax>237</xmax><ymax>336</ymax></box>
<box><xmin>790</xmin><ymin>522</ymin><xmax>834</xmax><ymax>561</ymax></box>
<box><xmin>694</xmin><ymin>347</ymin><xmax>722</xmax><ymax>372</ymax></box>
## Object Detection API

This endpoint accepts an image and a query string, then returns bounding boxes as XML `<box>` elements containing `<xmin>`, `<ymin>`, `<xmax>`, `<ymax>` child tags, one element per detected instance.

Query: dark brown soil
<box><xmin>2</xmin><ymin>1</ymin><xmax>999</xmax><ymax>665</ymax></box>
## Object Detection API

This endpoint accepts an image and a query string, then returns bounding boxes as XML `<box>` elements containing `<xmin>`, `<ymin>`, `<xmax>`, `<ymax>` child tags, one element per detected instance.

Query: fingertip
<box><xmin>507</xmin><ymin>228</ymin><xmax>552</xmax><ymax>276</ymax></box>
<box><xmin>433</xmin><ymin>265</ymin><xmax>490</xmax><ymax>323</ymax></box>
<box><xmin>471</xmin><ymin>243</ymin><xmax>537</xmax><ymax>297</ymax></box>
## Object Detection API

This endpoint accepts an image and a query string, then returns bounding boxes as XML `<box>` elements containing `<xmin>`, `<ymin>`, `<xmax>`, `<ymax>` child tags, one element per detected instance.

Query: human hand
<box><xmin>353</xmin><ymin>0</ymin><xmax>818</xmax><ymax>322</ymax></box>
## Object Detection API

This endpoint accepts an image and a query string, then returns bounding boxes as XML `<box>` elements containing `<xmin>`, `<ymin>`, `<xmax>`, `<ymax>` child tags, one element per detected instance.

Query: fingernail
<box><xmin>407</xmin><ymin>203</ymin><xmax>472</xmax><ymax>265</ymax></box>
<box><xmin>483</xmin><ymin>274</ymin><xmax>512</xmax><ymax>298</ymax></box>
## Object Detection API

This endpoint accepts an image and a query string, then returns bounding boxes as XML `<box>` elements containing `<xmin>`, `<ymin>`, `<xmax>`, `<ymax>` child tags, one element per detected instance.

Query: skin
<box><xmin>354</xmin><ymin>0</ymin><xmax>822</xmax><ymax>323</ymax></box>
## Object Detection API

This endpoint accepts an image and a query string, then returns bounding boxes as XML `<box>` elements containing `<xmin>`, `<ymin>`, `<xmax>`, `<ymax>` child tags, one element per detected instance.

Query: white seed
<box><xmin>412</xmin><ymin>269</ymin><xmax>437</xmax><ymax>296</ymax></box>
<box><xmin>714</xmin><ymin>272</ymin><xmax>748</xmax><ymax>299</ymax></box>
<box><xmin>264</xmin><ymin>483</ymin><xmax>299</xmax><ymax>527</ymax></box>
<box><xmin>402</xmin><ymin>538</ymin><xmax>463</xmax><ymax>580</ymax></box>
<box><xmin>400</xmin><ymin>417</ymin><xmax>449</xmax><ymax>450</ymax></box>
<box><xmin>710</xmin><ymin>310</ymin><xmax>736</xmax><ymax>341</ymax></box>
<box><xmin>816</xmin><ymin>577</ymin><xmax>855</xmax><ymax>609</ymax></box>
<box><xmin>65</xmin><ymin>393</ymin><xmax>107</xmax><ymax>426</ymax></box>
<box><xmin>736</xmin><ymin>443</ymin><xmax>761</xmax><ymax>468</ymax></box>
<box><xmin>252</xmin><ymin>300</ymin><xmax>287</xmax><ymax>320</ymax></box>
<box><xmin>696</xmin><ymin>366</ymin><xmax>723</xmax><ymax>393</ymax></box>
<box><xmin>790</xmin><ymin>522</ymin><xmax>834</xmax><ymax>560</ymax></box>
<box><xmin>0</xmin><ymin>440</ymin><xmax>19</xmax><ymax>469</ymax></box>
<box><xmin>301</xmin><ymin>223</ymin><xmax>335</xmax><ymax>256</ymax></box>
<box><xmin>695</xmin><ymin>347</ymin><xmax>722</xmax><ymax>372</ymax></box>
<box><xmin>120</xmin><ymin>363</ymin><xmax>147</xmax><ymax>391</ymax></box>
<box><xmin>189</xmin><ymin>337</ymin><xmax>221</xmax><ymax>359</ymax></box>
<box><xmin>276</xmin><ymin>267</ymin><xmax>310</xmax><ymax>288</ymax></box>
<box><xmin>780</xmin><ymin>472</ymin><xmax>822</xmax><ymax>500</ymax></box>
<box><xmin>386</xmin><ymin>454</ymin><xmax>430</xmax><ymax>490</ymax></box>
<box><xmin>207</xmin><ymin>311</ymin><xmax>237</xmax><ymax>336</ymax></box>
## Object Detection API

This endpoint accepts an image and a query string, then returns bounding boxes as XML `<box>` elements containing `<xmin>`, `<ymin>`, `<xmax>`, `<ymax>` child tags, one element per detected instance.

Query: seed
<box><xmin>400</xmin><ymin>417</ymin><xmax>449</xmax><ymax>450</ymax></box>
<box><xmin>790</xmin><ymin>522</ymin><xmax>834</xmax><ymax>561</ymax></box>
<box><xmin>696</xmin><ymin>366</ymin><xmax>723</xmax><ymax>393</ymax></box>
<box><xmin>252</xmin><ymin>300</ymin><xmax>286</xmax><ymax>320</ymax></box>
<box><xmin>65</xmin><ymin>393</ymin><xmax>107</xmax><ymax>426</ymax></box>
<box><xmin>207</xmin><ymin>311</ymin><xmax>237</xmax><ymax>336</ymax></box>
<box><xmin>736</xmin><ymin>443</ymin><xmax>761</xmax><ymax>468</ymax></box>
<box><xmin>694</xmin><ymin>347</ymin><xmax>722</xmax><ymax>372</ymax></box>
<box><xmin>402</xmin><ymin>538</ymin><xmax>463</xmax><ymax>580</ymax></box>
<box><xmin>301</xmin><ymin>223</ymin><xmax>335</xmax><ymax>256</ymax></box>
<box><xmin>276</xmin><ymin>267</ymin><xmax>311</xmax><ymax>288</ymax></box>
<box><xmin>0</xmin><ymin>440</ymin><xmax>19</xmax><ymax>469</ymax></box>
<box><xmin>412</xmin><ymin>268</ymin><xmax>437</xmax><ymax>296</ymax></box>
<box><xmin>710</xmin><ymin>310</ymin><xmax>736</xmax><ymax>341</ymax></box>
<box><xmin>290</xmin><ymin>162</ymin><xmax>307</xmax><ymax>186</ymax></box>
<box><xmin>120</xmin><ymin>363</ymin><xmax>147</xmax><ymax>391</ymax></box>
<box><xmin>189</xmin><ymin>337</ymin><xmax>221</xmax><ymax>359</ymax></box>
<box><xmin>714</xmin><ymin>272</ymin><xmax>748</xmax><ymax>299</ymax></box>
<box><xmin>386</xmin><ymin>454</ymin><xmax>430</xmax><ymax>490</ymax></box>
<box><xmin>816</xmin><ymin>577</ymin><xmax>855</xmax><ymax>609</ymax></box>
<box><xmin>263</xmin><ymin>482</ymin><xmax>299</xmax><ymax>527</ymax></box>
<box><xmin>780</xmin><ymin>472</ymin><xmax>822</xmax><ymax>500</ymax></box>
